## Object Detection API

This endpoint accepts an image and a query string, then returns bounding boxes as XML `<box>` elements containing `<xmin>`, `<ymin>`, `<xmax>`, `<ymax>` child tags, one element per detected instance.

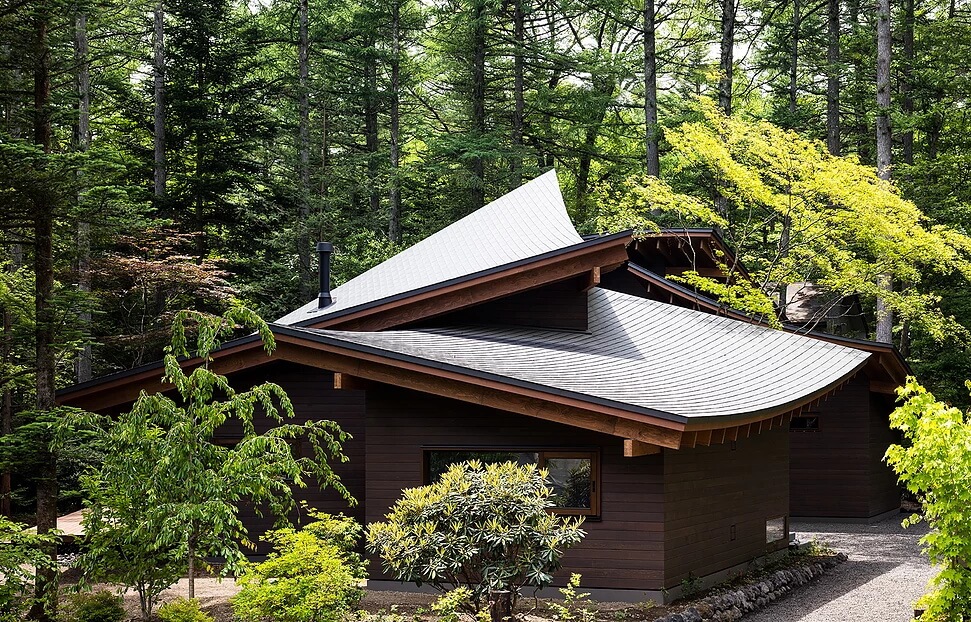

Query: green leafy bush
<box><xmin>70</xmin><ymin>591</ymin><xmax>126</xmax><ymax>622</ymax></box>
<box><xmin>366</xmin><ymin>460</ymin><xmax>586</xmax><ymax>614</ymax></box>
<box><xmin>157</xmin><ymin>598</ymin><xmax>214</xmax><ymax>622</ymax></box>
<box><xmin>886</xmin><ymin>377</ymin><xmax>971</xmax><ymax>620</ymax></box>
<box><xmin>0</xmin><ymin>516</ymin><xmax>58</xmax><ymax>622</ymax></box>
<box><xmin>232</xmin><ymin>511</ymin><xmax>365</xmax><ymax>622</ymax></box>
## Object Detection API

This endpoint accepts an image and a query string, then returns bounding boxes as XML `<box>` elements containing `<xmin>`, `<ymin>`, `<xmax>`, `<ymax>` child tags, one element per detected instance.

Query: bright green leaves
<box><xmin>232</xmin><ymin>511</ymin><xmax>365</xmax><ymax>622</ymax></box>
<box><xmin>72</xmin><ymin>306</ymin><xmax>353</xmax><ymax>621</ymax></box>
<box><xmin>595</xmin><ymin>103</ymin><xmax>971</xmax><ymax>342</ymax></box>
<box><xmin>0</xmin><ymin>516</ymin><xmax>58</xmax><ymax>622</ymax></box>
<box><xmin>366</xmin><ymin>460</ymin><xmax>586</xmax><ymax>614</ymax></box>
<box><xmin>885</xmin><ymin>378</ymin><xmax>971</xmax><ymax>620</ymax></box>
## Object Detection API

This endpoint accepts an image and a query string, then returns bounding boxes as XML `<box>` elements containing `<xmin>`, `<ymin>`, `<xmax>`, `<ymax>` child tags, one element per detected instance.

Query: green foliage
<box><xmin>69</xmin><ymin>591</ymin><xmax>126</xmax><ymax>622</ymax></box>
<box><xmin>595</xmin><ymin>103</ymin><xmax>971</xmax><ymax>342</ymax></box>
<box><xmin>0</xmin><ymin>516</ymin><xmax>58</xmax><ymax>622</ymax></box>
<box><xmin>232</xmin><ymin>511</ymin><xmax>365</xmax><ymax>622</ymax></box>
<box><xmin>157</xmin><ymin>598</ymin><xmax>215</xmax><ymax>622</ymax></box>
<box><xmin>71</xmin><ymin>306</ymin><xmax>353</xmax><ymax>621</ymax></box>
<box><xmin>549</xmin><ymin>574</ymin><xmax>595</xmax><ymax>622</ymax></box>
<box><xmin>885</xmin><ymin>377</ymin><xmax>971</xmax><ymax>620</ymax></box>
<box><xmin>431</xmin><ymin>588</ymin><xmax>473</xmax><ymax>622</ymax></box>
<box><xmin>366</xmin><ymin>460</ymin><xmax>586</xmax><ymax>613</ymax></box>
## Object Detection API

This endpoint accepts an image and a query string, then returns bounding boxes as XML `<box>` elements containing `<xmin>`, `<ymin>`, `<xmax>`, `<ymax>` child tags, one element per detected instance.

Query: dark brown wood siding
<box><xmin>663</xmin><ymin>426</ymin><xmax>789</xmax><ymax>588</ymax></box>
<box><xmin>364</xmin><ymin>384</ymin><xmax>666</xmax><ymax>590</ymax></box>
<box><xmin>868</xmin><ymin>393</ymin><xmax>901</xmax><ymax>516</ymax></box>
<box><xmin>790</xmin><ymin>376</ymin><xmax>870</xmax><ymax>517</ymax></box>
<box><xmin>217</xmin><ymin>362</ymin><xmax>365</xmax><ymax>551</ymax></box>
<box><xmin>413</xmin><ymin>278</ymin><xmax>589</xmax><ymax>331</ymax></box>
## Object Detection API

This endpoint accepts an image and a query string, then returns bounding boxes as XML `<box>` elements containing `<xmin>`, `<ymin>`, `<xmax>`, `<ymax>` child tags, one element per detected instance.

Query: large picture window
<box><xmin>424</xmin><ymin>449</ymin><xmax>600</xmax><ymax>516</ymax></box>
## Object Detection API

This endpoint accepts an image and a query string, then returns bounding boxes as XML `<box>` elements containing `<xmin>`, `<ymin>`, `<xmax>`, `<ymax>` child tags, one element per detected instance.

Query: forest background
<box><xmin>2</xmin><ymin>0</ymin><xmax>971</xmax><ymax>571</ymax></box>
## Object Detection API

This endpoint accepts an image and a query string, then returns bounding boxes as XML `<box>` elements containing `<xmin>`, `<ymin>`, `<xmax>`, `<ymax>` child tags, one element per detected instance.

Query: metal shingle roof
<box><xmin>284</xmin><ymin>288</ymin><xmax>870</xmax><ymax>423</ymax></box>
<box><xmin>276</xmin><ymin>170</ymin><xmax>583</xmax><ymax>326</ymax></box>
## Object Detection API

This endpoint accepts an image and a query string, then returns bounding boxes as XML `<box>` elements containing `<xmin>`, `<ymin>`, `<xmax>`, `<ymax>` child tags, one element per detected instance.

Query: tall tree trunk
<box><xmin>364</xmin><ymin>40</ymin><xmax>380</xmax><ymax>215</ymax></box>
<box><xmin>75</xmin><ymin>10</ymin><xmax>92</xmax><ymax>383</ymax></box>
<box><xmin>297</xmin><ymin>0</ymin><xmax>312</xmax><ymax>297</ymax></box>
<box><xmin>644</xmin><ymin>0</ymin><xmax>659</xmax><ymax>176</ymax></box>
<box><xmin>874</xmin><ymin>0</ymin><xmax>893</xmax><ymax>343</ymax></box>
<box><xmin>826</xmin><ymin>0</ymin><xmax>841</xmax><ymax>155</ymax></box>
<box><xmin>901</xmin><ymin>0</ymin><xmax>914</xmax><ymax>166</ymax></box>
<box><xmin>875</xmin><ymin>0</ymin><xmax>892</xmax><ymax>180</ymax></box>
<box><xmin>29</xmin><ymin>7</ymin><xmax>58</xmax><ymax>620</ymax></box>
<box><xmin>788</xmin><ymin>0</ymin><xmax>800</xmax><ymax>123</ymax></box>
<box><xmin>0</xmin><ymin>247</ymin><xmax>15</xmax><ymax>518</ymax></box>
<box><xmin>718</xmin><ymin>0</ymin><xmax>736</xmax><ymax>115</ymax></box>
<box><xmin>470</xmin><ymin>0</ymin><xmax>487</xmax><ymax>211</ymax></box>
<box><xmin>388</xmin><ymin>0</ymin><xmax>402</xmax><ymax>243</ymax></box>
<box><xmin>320</xmin><ymin>97</ymin><xmax>329</xmax><ymax>197</ymax></box>
<box><xmin>153</xmin><ymin>2</ymin><xmax>166</xmax><ymax>202</ymax></box>
<box><xmin>510</xmin><ymin>0</ymin><xmax>525</xmax><ymax>188</ymax></box>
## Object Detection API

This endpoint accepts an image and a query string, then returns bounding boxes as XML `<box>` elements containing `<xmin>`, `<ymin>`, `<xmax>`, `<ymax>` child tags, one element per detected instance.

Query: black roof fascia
<box><xmin>291</xmin><ymin>230</ymin><xmax>634</xmax><ymax>328</ymax></box>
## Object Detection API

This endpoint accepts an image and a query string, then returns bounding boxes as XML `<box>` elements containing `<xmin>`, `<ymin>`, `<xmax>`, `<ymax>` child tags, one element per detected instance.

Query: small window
<box><xmin>790</xmin><ymin>416</ymin><xmax>820</xmax><ymax>431</ymax></box>
<box><xmin>766</xmin><ymin>516</ymin><xmax>787</xmax><ymax>543</ymax></box>
<box><xmin>424</xmin><ymin>449</ymin><xmax>600</xmax><ymax>516</ymax></box>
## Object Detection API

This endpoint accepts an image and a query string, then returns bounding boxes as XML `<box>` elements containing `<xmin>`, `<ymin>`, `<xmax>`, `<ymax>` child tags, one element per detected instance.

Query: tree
<box><xmin>0</xmin><ymin>516</ymin><xmax>58</xmax><ymax>622</ymax></box>
<box><xmin>73</xmin><ymin>305</ymin><xmax>354</xmax><ymax>618</ymax></box>
<box><xmin>366</xmin><ymin>460</ymin><xmax>586</xmax><ymax>618</ymax></box>
<box><xmin>885</xmin><ymin>378</ymin><xmax>971</xmax><ymax>620</ymax></box>
<box><xmin>593</xmin><ymin>103</ymin><xmax>971</xmax><ymax>342</ymax></box>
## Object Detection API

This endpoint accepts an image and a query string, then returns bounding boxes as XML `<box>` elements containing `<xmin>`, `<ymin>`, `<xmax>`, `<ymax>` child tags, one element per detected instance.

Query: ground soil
<box><xmin>58</xmin><ymin>548</ymin><xmax>845</xmax><ymax>622</ymax></box>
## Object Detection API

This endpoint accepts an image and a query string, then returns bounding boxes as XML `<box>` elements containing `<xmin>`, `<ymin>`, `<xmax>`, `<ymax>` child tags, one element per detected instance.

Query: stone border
<box><xmin>654</xmin><ymin>553</ymin><xmax>848</xmax><ymax>622</ymax></box>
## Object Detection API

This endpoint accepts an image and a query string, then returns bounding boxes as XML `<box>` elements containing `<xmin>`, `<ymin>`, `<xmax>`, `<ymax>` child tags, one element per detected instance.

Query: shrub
<box><xmin>157</xmin><ymin>598</ymin><xmax>214</xmax><ymax>622</ymax></box>
<box><xmin>70</xmin><ymin>591</ymin><xmax>126</xmax><ymax>622</ymax></box>
<box><xmin>366</xmin><ymin>460</ymin><xmax>586</xmax><ymax>615</ymax></box>
<box><xmin>886</xmin><ymin>378</ymin><xmax>971</xmax><ymax>620</ymax></box>
<box><xmin>232</xmin><ymin>512</ymin><xmax>365</xmax><ymax>622</ymax></box>
<box><xmin>0</xmin><ymin>516</ymin><xmax>58</xmax><ymax>622</ymax></box>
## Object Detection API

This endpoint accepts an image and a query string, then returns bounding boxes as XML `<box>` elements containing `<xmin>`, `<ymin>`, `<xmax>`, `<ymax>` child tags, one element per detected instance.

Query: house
<box><xmin>58</xmin><ymin>171</ymin><xmax>906</xmax><ymax>601</ymax></box>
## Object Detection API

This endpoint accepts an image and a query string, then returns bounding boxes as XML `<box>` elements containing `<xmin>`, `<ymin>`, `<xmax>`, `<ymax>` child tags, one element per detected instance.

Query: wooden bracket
<box><xmin>334</xmin><ymin>372</ymin><xmax>367</xmax><ymax>390</ymax></box>
<box><xmin>624</xmin><ymin>439</ymin><xmax>661</xmax><ymax>457</ymax></box>
<box><xmin>581</xmin><ymin>266</ymin><xmax>601</xmax><ymax>292</ymax></box>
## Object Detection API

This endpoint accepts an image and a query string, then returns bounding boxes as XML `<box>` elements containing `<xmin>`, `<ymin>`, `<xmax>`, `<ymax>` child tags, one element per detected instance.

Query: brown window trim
<box><xmin>422</xmin><ymin>446</ymin><xmax>601</xmax><ymax>517</ymax></box>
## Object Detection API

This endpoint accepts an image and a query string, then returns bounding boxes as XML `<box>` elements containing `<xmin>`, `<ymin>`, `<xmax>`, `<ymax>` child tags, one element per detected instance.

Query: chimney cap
<box><xmin>316</xmin><ymin>241</ymin><xmax>333</xmax><ymax>253</ymax></box>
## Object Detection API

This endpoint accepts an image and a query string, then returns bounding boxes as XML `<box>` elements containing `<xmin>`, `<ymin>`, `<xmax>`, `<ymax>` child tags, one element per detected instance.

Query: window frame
<box><xmin>422</xmin><ymin>446</ymin><xmax>601</xmax><ymax>517</ymax></box>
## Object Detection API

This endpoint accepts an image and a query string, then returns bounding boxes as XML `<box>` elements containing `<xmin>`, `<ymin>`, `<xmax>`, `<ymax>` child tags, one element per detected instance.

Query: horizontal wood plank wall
<box><xmin>365</xmin><ymin>384</ymin><xmax>667</xmax><ymax>590</ymax></box>
<box><xmin>663</xmin><ymin>426</ymin><xmax>789</xmax><ymax>588</ymax></box>
<box><xmin>218</xmin><ymin>362</ymin><xmax>365</xmax><ymax>553</ymax></box>
<box><xmin>868</xmin><ymin>392</ymin><xmax>902</xmax><ymax>516</ymax></box>
<box><xmin>414</xmin><ymin>279</ymin><xmax>589</xmax><ymax>331</ymax></box>
<box><xmin>790</xmin><ymin>376</ymin><xmax>870</xmax><ymax>518</ymax></box>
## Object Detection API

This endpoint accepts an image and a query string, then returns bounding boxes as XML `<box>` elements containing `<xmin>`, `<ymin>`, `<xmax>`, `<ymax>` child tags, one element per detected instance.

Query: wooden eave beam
<box><xmin>581</xmin><ymin>266</ymin><xmax>601</xmax><ymax>293</ymax></box>
<box><xmin>308</xmin><ymin>241</ymin><xmax>630</xmax><ymax>332</ymax></box>
<box><xmin>272</xmin><ymin>338</ymin><xmax>685</xmax><ymax>448</ymax></box>
<box><xmin>624</xmin><ymin>439</ymin><xmax>661</xmax><ymax>457</ymax></box>
<box><xmin>666</xmin><ymin>266</ymin><xmax>728</xmax><ymax>279</ymax></box>
<box><xmin>870</xmin><ymin>380</ymin><xmax>899</xmax><ymax>395</ymax></box>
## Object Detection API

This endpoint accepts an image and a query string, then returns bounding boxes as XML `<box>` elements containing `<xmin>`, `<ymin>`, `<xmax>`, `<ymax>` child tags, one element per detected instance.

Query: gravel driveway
<box><xmin>744</xmin><ymin>515</ymin><xmax>936</xmax><ymax>621</ymax></box>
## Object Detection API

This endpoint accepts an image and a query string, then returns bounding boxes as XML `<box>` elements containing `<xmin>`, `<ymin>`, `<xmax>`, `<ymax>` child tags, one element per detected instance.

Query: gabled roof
<box><xmin>282</xmin><ymin>288</ymin><xmax>870</xmax><ymax>426</ymax></box>
<box><xmin>277</xmin><ymin>170</ymin><xmax>585</xmax><ymax>327</ymax></box>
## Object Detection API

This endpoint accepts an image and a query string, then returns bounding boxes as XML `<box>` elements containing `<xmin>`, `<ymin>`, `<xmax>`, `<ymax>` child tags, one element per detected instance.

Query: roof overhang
<box><xmin>295</xmin><ymin>231</ymin><xmax>632</xmax><ymax>331</ymax></box>
<box><xmin>625</xmin><ymin>262</ymin><xmax>911</xmax><ymax>392</ymax></box>
<box><xmin>58</xmin><ymin>322</ymin><xmax>867</xmax><ymax>452</ymax></box>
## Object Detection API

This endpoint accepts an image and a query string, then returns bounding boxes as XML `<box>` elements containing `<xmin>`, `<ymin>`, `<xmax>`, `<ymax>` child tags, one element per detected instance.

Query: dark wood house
<box><xmin>59</xmin><ymin>171</ymin><xmax>904</xmax><ymax>601</ymax></box>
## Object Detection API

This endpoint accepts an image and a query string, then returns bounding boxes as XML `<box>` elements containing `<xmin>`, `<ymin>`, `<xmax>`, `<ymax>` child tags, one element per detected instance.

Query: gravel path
<box><xmin>744</xmin><ymin>515</ymin><xmax>936</xmax><ymax>621</ymax></box>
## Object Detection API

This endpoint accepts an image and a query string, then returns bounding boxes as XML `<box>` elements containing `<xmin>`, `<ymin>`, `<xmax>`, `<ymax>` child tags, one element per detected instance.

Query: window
<box><xmin>424</xmin><ymin>449</ymin><xmax>600</xmax><ymax>516</ymax></box>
